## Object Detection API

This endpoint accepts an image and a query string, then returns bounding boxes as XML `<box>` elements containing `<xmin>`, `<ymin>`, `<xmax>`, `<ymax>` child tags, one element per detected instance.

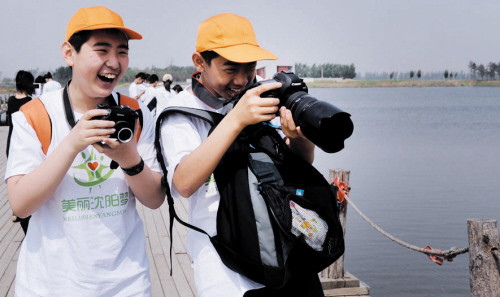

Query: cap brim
<box><xmin>73</xmin><ymin>24</ymin><xmax>143</xmax><ymax>40</ymax></box>
<box><xmin>212</xmin><ymin>44</ymin><xmax>277</xmax><ymax>63</ymax></box>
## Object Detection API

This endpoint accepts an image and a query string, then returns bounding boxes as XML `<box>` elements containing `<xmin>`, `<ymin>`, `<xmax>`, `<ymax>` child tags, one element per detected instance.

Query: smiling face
<box><xmin>197</xmin><ymin>55</ymin><xmax>256</xmax><ymax>100</ymax></box>
<box><xmin>63</xmin><ymin>30</ymin><xmax>129</xmax><ymax>102</ymax></box>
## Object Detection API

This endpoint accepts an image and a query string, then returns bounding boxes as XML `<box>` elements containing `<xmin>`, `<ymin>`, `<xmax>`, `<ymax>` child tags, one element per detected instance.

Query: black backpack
<box><xmin>155</xmin><ymin>106</ymin><xmax>345</xmax><ymax>289</ymax></box>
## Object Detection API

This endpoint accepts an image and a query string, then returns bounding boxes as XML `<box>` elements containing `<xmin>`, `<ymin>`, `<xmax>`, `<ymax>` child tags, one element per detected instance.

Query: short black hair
<box><xmin>148</xmin><ymin>74</ymin><xmax>159</xmax><ymax>84</ymax></box>
<box><xmin>135</xmin><ymin>72</ymin><xmax>146</xmax><ymax>79</ymax></box>
<box><xmin>200</xmin><ymin>51</ymin><xmax>220</xmax><ymax>66</ymax></box>
<box><xmin>15</xmin><ymin>70</ymin><xmax>35</xmax><ymax>96</ymax></box>
<box><xmin>35</xmin><ymin>75</ymin><xmax>45</xmax><ymax>84</ymax></box>
<box><xmin>173</xmin><ymin>84</ymin><xmax>183</xmax><ymax>93</ymax></box>
<box><xmin>44</xmin><ymin>72</ymin><xmax>52</xmax><ymax>79</ymax></box>
<box><xmin>68</xmin><ymin>28</ymin><xmax>128</xmax><ymax>53</ymax></box>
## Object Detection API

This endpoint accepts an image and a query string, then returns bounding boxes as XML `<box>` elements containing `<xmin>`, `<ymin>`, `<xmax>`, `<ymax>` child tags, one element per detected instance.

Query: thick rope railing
<box><xmin>332</xmin><ymin>177</ymin><xmax>469</xmax><ymax>265</ymax></box>
<box><xmin>346</xmin><ymin>196</ymin><xmax>469</xmax><ymax>264</ymax></box>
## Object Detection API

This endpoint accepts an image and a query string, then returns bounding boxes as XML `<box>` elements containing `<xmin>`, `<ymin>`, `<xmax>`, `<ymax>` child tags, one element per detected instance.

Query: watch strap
<box><xmin>121</xmin><ymin>158</ymin><xmax>144</xmax><ymax>176</ymax></box>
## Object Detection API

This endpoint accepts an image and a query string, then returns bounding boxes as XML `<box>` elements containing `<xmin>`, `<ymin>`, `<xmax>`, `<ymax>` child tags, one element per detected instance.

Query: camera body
<box><xmin>240</xmin><ymin>71</ymin><xmax>354</xmax><ymax>154</ymax></box>
<box><xmin>253</xmin><ymin>71</ymin><xmax>309</xmax><ymax>107</ymax></box>
<box><xmin>92</xmin><ymin>104</ymin><xmax>139</xmax><ymax>143</ymax></box>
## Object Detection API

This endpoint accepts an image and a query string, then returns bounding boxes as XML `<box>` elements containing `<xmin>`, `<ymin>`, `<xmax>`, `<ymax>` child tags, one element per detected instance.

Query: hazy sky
<box><xmin>0</xmin><ymin>0</ymin><xmax>498</xmax><ymax>79</ymax></box>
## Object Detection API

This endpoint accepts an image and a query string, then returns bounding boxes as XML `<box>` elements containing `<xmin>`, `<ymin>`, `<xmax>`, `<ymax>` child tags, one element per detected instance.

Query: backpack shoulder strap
<box><xmin>157</xmin><ymin>106</ymin><xmax>224</xmax><ymax>127</ymax></box>
<box><xmin>119</xmin><ymin>94</ymin><xmax>142</xmax><ymax>142</ymax></box>
<box><xmin>154</xmin><ymin>106</ymin><xmax>223</xmax><ymax>276</ymax></box>
<box><xmin>155</xmin><ymin>106</ymin><xmax>223</xmax><ymax>190</ymax></box>
<box><xmin>20</xmin><ymin>98</ymin><xmax>51</xmax><ymax>155</ymax></box>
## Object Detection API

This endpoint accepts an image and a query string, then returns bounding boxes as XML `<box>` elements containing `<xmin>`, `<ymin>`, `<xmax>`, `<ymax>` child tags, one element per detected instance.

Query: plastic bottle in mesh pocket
<box><xmin>290</xmin><ymin>201</ymin><xmax>328</xmax><ymax>251</ymax></box>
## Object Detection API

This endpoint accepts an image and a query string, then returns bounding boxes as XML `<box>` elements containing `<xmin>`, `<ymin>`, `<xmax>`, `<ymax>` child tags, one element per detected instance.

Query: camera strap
<box><xmin>63</xmin><ymin>80</ymin><xmax>117</xmax><ymax>129</ymax></box>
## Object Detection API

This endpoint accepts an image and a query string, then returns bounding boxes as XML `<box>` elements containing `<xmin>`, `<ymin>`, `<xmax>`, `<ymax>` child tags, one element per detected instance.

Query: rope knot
<box><xmin>422</xmin><ymin>246</ymin><xmax>456</xmax><ymax>265</ymax></box>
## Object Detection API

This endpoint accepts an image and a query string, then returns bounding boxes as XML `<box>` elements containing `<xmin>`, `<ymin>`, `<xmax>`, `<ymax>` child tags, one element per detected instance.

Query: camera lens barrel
<box><xmin>114</xmin><ymin>122</ymin><xmax>134</xmax><ymax>143</ymax></box>
<box><xmin>245</xmin><ymin>71</ymin><xmax>354</xmax><ymax>153</ymax></box>
<box><xmin>284</xmin><ymin>91</ymin><xmax>353</xmax><ymax>154</ymax></box>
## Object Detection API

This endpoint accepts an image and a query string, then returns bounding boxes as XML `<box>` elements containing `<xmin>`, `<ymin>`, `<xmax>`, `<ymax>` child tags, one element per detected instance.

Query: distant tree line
<box><xmin>48</xmin><ymin>65</ymin><xmax>198</xmax><ymax>86</ymax></box>
<box><xmin>294</xmin><ymin>63</ymin><xmax>356</xmax><ymax>79</ymax></box>
<box><xmin>121</xmin><ymin>65</ymin><xmax>197</xmax><ymax>83</ymax></box>
<box><xmin>360</xmin><ymin>70</ymin><xmax>466</xmax><ymax>81</ymax></box>
<box><xmin>468</xmin><ymin>61</ymin><xmax>500</xmax><ymax>80</ymax></box>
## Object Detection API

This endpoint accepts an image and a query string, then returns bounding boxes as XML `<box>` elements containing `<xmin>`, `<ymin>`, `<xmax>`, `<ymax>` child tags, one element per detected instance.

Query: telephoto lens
<box><xmin>256</xmin><ymin>71</ymin><xmax>354</xmax><ymax>153</ymax></box>
<box><xmin>284</xmin><ymin>91</ymin><xmax>353</xmax><ymax>153</ymax></box>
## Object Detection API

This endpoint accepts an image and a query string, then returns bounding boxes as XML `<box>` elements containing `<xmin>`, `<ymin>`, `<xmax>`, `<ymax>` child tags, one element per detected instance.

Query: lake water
<box><xmin>116</xmin><ymin>86</ymin><xmax>500</xmax><ymax>296</ymax></box>
<box><xmin>309</xmin><ymin>87</ymin><xmax>500</xmax><ymax>297</ymax></box>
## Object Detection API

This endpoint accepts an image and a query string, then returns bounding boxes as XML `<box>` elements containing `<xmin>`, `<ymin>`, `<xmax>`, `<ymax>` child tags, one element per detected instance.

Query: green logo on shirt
<box><xmin>72</xmin><ymin>149</ymin><xmax>114</xmax><ymax>187</ymax></box>
<box><xmin>205</xmin><ymin>173</ymin><xmax>218</xmax><ymax>194</ymax></box>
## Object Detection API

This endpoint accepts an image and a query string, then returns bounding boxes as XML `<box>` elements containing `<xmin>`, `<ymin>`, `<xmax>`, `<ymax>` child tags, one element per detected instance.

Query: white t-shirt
<box><xmin>42</xmin><ymin>80</ymin><xmax>62</xmax><ymax>93</ymax></box>
<box><xmin>137</xmin><ymin>84</ymin><xmax>147</xmax><ymax>102</ymax></box>
<box><xmin>155</xmin><ymin>87</ymin><xmax>176</xmax><ymax>117</ymax></box>
<box><xmin>33</xmin><ymin>83</ymin><xmax>43</xmax><ymax>98</ymax></box>
<box><xmin>5</xmin><ymin>89</ymin><xmax>160</xmax><ymax>297</ymax></box>
<box><xmin>143</xmin><ymin>86</ymin><xmax>157</xmax><ymax>107</ymax></box>
<box><xmin>159</xmin><ymin>85</ymin><xmax>264</xmax><ymax>297</ymax></box>
<box><xmin>128</xmin><ymin>82</ymin><xmax>139</xmax><ymax>98</ymax></box>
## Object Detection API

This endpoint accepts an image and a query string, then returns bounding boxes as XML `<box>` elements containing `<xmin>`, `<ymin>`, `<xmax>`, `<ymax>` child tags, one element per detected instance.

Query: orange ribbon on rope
<box><xmin>422</xmin><ymin>246</ymin><xmax>455</xmax><ymax>265</ymax></box>
<box><xmin>333</xmin><ymin>177</ymin><xmax>349</xmax><ymax>212</ymax></box>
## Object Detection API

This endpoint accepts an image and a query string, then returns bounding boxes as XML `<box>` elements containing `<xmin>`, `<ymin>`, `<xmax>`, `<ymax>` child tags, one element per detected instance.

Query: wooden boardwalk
<box><xmin>0</xmin><ymin>126</ymin><xmax>196</xmax><ymax>297</ymax></box>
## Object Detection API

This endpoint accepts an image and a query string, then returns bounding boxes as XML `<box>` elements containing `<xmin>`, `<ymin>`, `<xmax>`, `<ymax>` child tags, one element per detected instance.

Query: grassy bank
<box><xmin>307</xmin><ymin>79</ymin><xmax>500</xmax><ymax>88</ymax></box>
<box><xmin>0</xmin><ymin>87</ymin><xmax>15</xmax><ymax>94</ymax></box>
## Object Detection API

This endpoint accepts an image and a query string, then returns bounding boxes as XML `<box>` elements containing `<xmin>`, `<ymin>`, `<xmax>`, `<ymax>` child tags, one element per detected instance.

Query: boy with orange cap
<box><xmin>159</xmin><ymin>13</ymin><xmax>322</xmax><ymax>297</ymax></box>
<box><xmin>5</xmin><ymin>6</ymin><xmax>164</xmax><ymax>296</ymax></box>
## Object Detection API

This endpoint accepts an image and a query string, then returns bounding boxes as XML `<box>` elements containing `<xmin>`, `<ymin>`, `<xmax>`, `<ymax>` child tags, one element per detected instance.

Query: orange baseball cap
<box><xmin>196</xmin><ymin>13</ymin><xmax>277</xmax><ymax>63</ymax></box>
<box><xmin>65</xmin><ymin>6</ymin><xmax>142</xmax><ymax>41</ymax></box>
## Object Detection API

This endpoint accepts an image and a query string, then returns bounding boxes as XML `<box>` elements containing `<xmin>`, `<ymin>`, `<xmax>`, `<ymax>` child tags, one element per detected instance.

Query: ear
<box><xmin>61</xmin><ymin>41</ymin><xmax>75</xmax><ymax>67</ymax></box>
<box><xmin>192</xmin><ymin>52</ymin><xmax>205</xmax><ymax>72</ymax></box>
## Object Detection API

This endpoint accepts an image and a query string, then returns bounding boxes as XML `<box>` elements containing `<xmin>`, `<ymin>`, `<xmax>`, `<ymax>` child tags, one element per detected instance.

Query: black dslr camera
<box><xmin>240</xmin><ymin>71</ymin><xmax>354</xmax><ymax>153</ymax></box>
<box><xmin>92</xmin><ymin>104</ymin><xmax>139</xmax><ymax>143</ymax></box>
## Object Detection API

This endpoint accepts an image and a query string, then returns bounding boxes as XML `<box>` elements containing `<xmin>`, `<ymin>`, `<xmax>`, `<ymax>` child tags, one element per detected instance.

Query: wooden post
<box><xmin>468</xmin><ymin>219</ymin><xmax>500</xmax><ymax>297</ymax></box>
<box><xmin>319</xmin><ymin>169</ymin><xmax>350</xmax><ymax>279</ymax></box>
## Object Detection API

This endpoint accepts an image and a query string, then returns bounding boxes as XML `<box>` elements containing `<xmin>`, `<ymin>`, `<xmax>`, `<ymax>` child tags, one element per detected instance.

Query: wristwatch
<box><xmin>121</xmin><ymin>158</ymin><xmax>145</xmax><ymax>176</ymax></box>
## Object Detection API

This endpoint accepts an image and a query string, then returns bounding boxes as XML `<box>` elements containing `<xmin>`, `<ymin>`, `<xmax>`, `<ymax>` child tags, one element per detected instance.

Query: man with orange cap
<box><xmin>159</xmin><ymin>13</ymin><xmax>320</xmax><ymax>297</ymax></box>
<box><xmin>5</xmin><ymin>6</ymin><xmax>164</xmax><ymax>296</ymax></box>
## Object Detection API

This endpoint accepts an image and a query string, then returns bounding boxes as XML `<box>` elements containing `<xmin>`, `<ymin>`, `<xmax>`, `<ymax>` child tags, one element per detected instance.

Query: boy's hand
<box><xmin>229</xmin><ymin>82</ymin><xmax>282</xmax><ymax>129</ymax></box>
<box><xmin>279</xmin><ymin>106</ymin><xmax>315</xmax><ymax>162</ymax></box>
<box><xmin>93</xmin><ymin>118</ymin><xmax>141</xmax><ymax>169</ymax></box>
<box><xmin>279</xmin><ymin>106</ymin><xmax>308</xmax><ymax>141</ymax></box>
<box><xmin>64</xmin><ymin>109</ymin><xmax>116</xmax><ymax>154</ymax></box>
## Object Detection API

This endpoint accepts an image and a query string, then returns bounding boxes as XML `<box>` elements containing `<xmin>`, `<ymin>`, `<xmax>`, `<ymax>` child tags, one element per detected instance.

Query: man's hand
<box><xmin>227</xmin><ymin>82</ymin><xmax>282</xmax><ymax>130</ymax></box>
<box><xmin>93</xmin><ymin>118</ymin><xmax>141</xmax><ymax>169</ymax></box>
<box><xmin>279</xmin><ymin>106</ymin><xmax>308</xmax><ymax>143</ymax></box>
<box><xmin>63</xmin><ymin>109</ymin><xmax>115</xmax><ymax>155</ymax></box>
<box><xmin>279</xmin><ymin>106</ymin><xmax>315</xmax><ymax>164</ymax></box>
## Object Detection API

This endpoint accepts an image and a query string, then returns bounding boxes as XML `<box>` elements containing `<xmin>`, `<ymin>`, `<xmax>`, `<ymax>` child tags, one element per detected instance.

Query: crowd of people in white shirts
<box><xmin>28</xmin><ymin>71</ymin><xmax>181</xmax><ymax>117</ymax></box>
<box><xmin>32</xmin><ymin>72</ymin><xmax>63</xmax><ymax>98</ymax></box>
<box><xmin>128</xmin><ymin>72</ymin><xmax>183</xmax><ymax>117</ymax></box>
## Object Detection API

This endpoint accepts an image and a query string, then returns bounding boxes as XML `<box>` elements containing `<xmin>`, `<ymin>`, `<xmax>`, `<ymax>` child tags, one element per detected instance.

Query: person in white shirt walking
<box><xmin>42</xmin><ymin>72</ymin><xmax>62</xmax><ymax>93</ymax></box>
<box><xmin>155</xmin><ymin>73</ymin><xmax>176</xmax><ymax>116</ymax></box>
<box><xmin>128</xmin><ymin>72</ymin><xmax>146</xmax><ymax>100</ymax></box>
<box><xmin>143</xmin><ymin>74</ymin><xmax>159</xmax><ymax>115</ymax></box>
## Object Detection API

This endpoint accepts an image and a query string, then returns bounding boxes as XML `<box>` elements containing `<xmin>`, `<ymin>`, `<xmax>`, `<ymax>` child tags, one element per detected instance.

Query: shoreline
<box><xmin>2</xmin><ymin>80</ymin><xmax>500</xmax><ymax>94</ymax></box>
<box><xmin>306</xmin><ymin>79</ymin><xmax>500</xmax><ymax>88</ymax></box>
<box><xmin>116</xmin><ymin>80</ymin><xmax>500</xmax><ymax>89</ymax></box>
